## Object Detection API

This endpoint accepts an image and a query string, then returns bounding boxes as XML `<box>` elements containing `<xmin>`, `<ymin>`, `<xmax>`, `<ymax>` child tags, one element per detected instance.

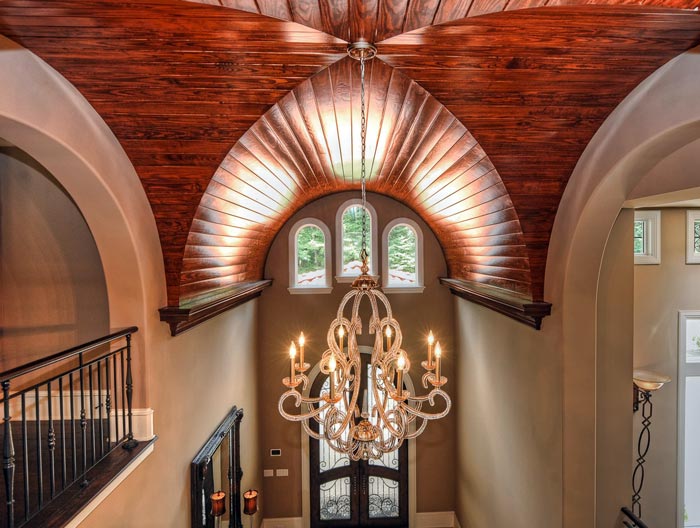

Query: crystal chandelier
<box><xmin>278</xmin><ymin>42</ymin><xmax>451</xmax><ymax>461</ymax></box>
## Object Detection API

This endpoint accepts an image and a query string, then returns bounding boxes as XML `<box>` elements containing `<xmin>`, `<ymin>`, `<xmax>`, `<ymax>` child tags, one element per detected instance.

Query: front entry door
<box><xmin>309</xmin><ymin>355</ymin><xmax>408</xmax><ymax>527</ymax></box>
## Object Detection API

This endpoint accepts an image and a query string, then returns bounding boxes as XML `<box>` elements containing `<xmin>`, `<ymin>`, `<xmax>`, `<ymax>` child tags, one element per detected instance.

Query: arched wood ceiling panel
<box><xmin>191</xmin><ymin>0</ymin><xmax>700</xmax><ymax>41</ymax></box>
<box><xmin>1</xmin><ymin>1</ymin><xmax>700</xmax><ymax>313</ymax></box>
<box><xmin>181</xmin><ymin>57</ymin><xmax>530</xmax><ymax>303</ymax></box>
<box><xmin>0</xmin><ymin>0</ymin><xmax>346</xmax><ymax>304</ymax></box>
<box><xmin>379</xmin><ymin>5</ymin><xmax>700</xmax><ymax>300</ymax></box>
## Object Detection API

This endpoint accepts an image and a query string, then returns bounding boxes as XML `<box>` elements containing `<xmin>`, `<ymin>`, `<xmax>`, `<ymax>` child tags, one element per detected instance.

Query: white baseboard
<box><xmin>262</xmin><ymin>512</ymin><xmax>458</xmax><ymax>528</ymax></box>
<box><xmin>416</xmin><ymin>511</ymin><xmax>460</xmax><ymax>528</ymax></box>
<box><xmin>262</xmin><ymin>518</ymin><xmax>303</xmax><ymax>528</ymax></box>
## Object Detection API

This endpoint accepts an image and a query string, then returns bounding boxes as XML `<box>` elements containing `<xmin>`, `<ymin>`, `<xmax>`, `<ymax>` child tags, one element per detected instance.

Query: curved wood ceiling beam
<box><xmin>189</xmin><ymin>0</ymin><xmax>700</xmax><ymax>42</ymax></box>
<box><xmin>180</xmin><ymin>57</ymin><xmax>531</xmax><ymax>304</ymax></box>
<box><xmin>378</xmin><ymin>5</ymin><xmax>700</xmax><ymax>300</ymax></box>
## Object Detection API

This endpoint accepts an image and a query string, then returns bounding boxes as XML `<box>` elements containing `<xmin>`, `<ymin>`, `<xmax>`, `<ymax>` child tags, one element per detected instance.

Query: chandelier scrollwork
<box><xmin>278</xmin><ymin>42</ymin><xmax>451</xmax><ymax>461</ymax></box>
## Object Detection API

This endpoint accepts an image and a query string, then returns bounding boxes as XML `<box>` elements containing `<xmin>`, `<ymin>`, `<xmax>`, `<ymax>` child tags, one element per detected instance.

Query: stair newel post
<box><xmin>2</xmin><ymin>380</ymin><xmax>15</xmax><ymax>528</ymax></box>
<box><xmin>123</xmin><ymin>333</ymin><xmax>138</xmax><ymax>450</ymax></box>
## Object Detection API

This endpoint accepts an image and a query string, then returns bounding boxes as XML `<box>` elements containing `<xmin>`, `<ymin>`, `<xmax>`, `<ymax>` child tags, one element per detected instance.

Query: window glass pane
<box><xmin>388</xmin><ymin>224</ymin><xmax>417</xmax><ymax>284</ymax></box>
<box><xmin>342</xmin><ymin>206</ymin><xmax>371</xmax><ymax>274</ymax></box>
<box><xmin>368</xmin><ymin>477</ymin><xmax>400</xmax><ymax>518</ymax></box>
<box><xmin>296</xmin><ymin>225</ymin><xmax>325</xmax><ymax>286</ymax></box>
<box><xmin>319</xmin><ymin>477</ymin><xmax>352</xmax><ymax>520</ymax></box>
<box><xmin>694</xmin><ymin>220</ymin><xmax>700</xmax><ymax>254</ymax></box>
<box><xmin>686</xmin><ymin>318</ymin><xmax>700</xmax><ymax>363</ymax></box>
<box><xmin>317</xmin><ymin>377</ymin><xmax>351</xmax><ymax>474</ymax></box>
<box><xmin>634</xmin><ymin>220</ymin><xmax>645</xmax><ymax>255</ymax></box>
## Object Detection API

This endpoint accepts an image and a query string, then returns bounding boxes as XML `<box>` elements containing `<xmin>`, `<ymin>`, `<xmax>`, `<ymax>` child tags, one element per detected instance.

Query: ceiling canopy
<box><xmin>1</xmin><ymin>0</ymin><xmax>699</xmax><ymax>314</ymax></box>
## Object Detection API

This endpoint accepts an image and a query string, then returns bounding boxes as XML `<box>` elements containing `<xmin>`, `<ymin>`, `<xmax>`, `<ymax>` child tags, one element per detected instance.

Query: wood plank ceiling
<box><xmin>1</xmin><ymin>0</ymin><xmax>699</xmax><ymax>309</ymax></box>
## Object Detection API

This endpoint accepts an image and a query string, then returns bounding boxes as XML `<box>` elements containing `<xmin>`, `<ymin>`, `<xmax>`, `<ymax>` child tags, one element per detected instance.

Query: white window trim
<box><xmin>634</xmin><ymin>210</ymin><xmax>661</xmax><ymax>265</ymax></box>
<box><xmin>288</xmin><ymin>217</ymin><xmax>333</xmax><ymax>294</ymax></box>
<box><xmin>686</xmin><ymin>210</ymin><xmax>700</xmax><ymax>264</ymax></box>
<box><xmin>381</xmin><ymin>218</ymin><xmax>425</xmax><ymax>294</ymax></box>
<box><xmin>335</xmin><ymin>199</ymin><xmax>378</xmax><ymax>282</ymax></box>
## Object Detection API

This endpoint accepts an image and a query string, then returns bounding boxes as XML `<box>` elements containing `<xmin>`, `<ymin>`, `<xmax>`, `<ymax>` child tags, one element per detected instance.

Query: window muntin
<box><xmin>634</xmin><ymin>210</ymin><xmax>660</xmax><ymax>265</ymax></box>
<box><xmin>387</xmin><ymin>224</ymin><xmax>417</xmax><ymax>285</ymax></box>
<box><xmin>288</xmin><ymin>218</ymin><xmax>332</xmax><ymax>293</ymax></box>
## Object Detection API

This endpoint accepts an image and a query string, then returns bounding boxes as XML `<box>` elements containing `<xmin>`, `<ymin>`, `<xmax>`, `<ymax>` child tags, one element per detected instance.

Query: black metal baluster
<box><xmin>79</xmin><ymin>355</ymin><xmax>88</xmax><ymax>488</ymax></box>
<box><xmin>47</xmin><ymin>381</ymin><xmax>55</xmax><ymax>499</ymax></box>
<box><xmin>123</xmin><ymin>335</ymin><xmax>137</xmax><ymax>450</ymax></box>
<box><xmin>105</xmin><ymin>359</ymin><xmax>112</xmax><ymax>452</ymax></box>
<box><xmin>34</xmin><ymin>388</ymin><xmax>42</xmax><ymax>509</ymax></box>
<box><xmin>59</xmin><ymin>377</ymin><xmax>66</xmax><ymax>490</ymax></box>
<box><xmin>97</xmin><ymin>361</ymin><xmax>104</xmax><ymax>459</ymax></box>
<box><xmin>69</xmin><ymin>373</ymin><xmax>76</xmax><ymax>482</ymax></box>
<box><xmin>21</xmin><ymin>395</ymin><xmax>28</xmax><ymax>523</ymax></box>
<box><xmin>112</xmin><ymin>355</ymin><xmax>120</xmax><ymax>443</ymax></box>
<box><xmin>88</xmin><ymin>364</ymin><xmax>95</xmax><ymax>465</ymax></box>
<box><xmin>120</xmin><ymin>352</ymin><xmax>126</xmax><ymax>445</ymax></box>
<box><xmin>2</xmin><ymin>381</ymin><xmax>15</xmax><ymax>528</ymax></box>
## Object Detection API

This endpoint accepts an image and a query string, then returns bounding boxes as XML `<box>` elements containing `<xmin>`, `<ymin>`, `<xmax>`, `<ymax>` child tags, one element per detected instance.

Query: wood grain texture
<box><xmin>181</xmin><ymin>57</ymin><xmax>531</xmax><ymax>303</ymax></box>
<box><xmin>1</xmin><ymin>0</ymin><xmax>700</xmax><ymax>312</ymax></box>
<box><xmin>379</xmin><ymin>6</ymin><xmax>700</xmax><ymax>299</ymax></box>
<box><xmin>0</xmin><ymin>0</ymin><xmax>346</xmax><ymax>305</ymax></box>
<box><xmin>188</xmin><ymin>0</ymin><xmax>700</xmax><ymax>41</ymax></box>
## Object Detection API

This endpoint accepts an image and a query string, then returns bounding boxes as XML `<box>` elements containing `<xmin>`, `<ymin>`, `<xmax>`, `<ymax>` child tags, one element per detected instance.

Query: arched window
<box><xmin>336</xmin><ymin>199</ymin><xmax>378</xmax><ymax>281</ymax></box>
<box><xmin>382</xmin><ymin>218</ymin><xmax>424</xmax><ymax>293</ymax></box>
<box><xmin>289</xmin><ymin>218</ymin><xmax>332</xmax><ymax>294</ymax></box>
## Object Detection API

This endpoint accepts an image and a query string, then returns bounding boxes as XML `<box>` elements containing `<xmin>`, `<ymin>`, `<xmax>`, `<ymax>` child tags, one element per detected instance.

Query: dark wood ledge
<box><xmin>440</xmin><ymin>278</ymin><xmax>552</xmax><ymax>330</ymax></box>
<box><xmin>29</xmin><ymin>437</ymin><xmax>157</xmax><ymax>528</ymax></box>
<box><xmin>159</xmin><ymin>280</ymin><xmax>272</xmax><ymax>336</ymax></box>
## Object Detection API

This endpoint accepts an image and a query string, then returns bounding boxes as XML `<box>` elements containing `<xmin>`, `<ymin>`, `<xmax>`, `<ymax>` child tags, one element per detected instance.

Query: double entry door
<box><xmin>309</xmin><ymin>355</ymin><xmax>408</xmax><ymax>527</ymax></box>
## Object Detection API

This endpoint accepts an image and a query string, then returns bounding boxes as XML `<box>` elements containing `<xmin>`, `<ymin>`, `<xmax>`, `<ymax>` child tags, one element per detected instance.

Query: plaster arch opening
<box><xmin>0</xmin><ymin>36</ymin><xmax>165</xmax><ymax>404</ymax></box>
<box><xmin>546</xmin><ymin>45</ymin><xmax>700</xmax><ymax>526</ymax></box>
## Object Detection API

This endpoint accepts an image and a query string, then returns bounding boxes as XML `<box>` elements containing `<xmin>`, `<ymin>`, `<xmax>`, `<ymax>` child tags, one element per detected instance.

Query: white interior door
<box><xmin>678</xmin><ymin>311</ymin><xmax>700</xmax><ymax>527</ymax></box>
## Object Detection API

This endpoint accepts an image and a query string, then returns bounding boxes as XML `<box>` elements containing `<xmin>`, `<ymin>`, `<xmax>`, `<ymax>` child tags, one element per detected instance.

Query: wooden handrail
<box><xmin>621</xmin><ymin>507</ymin><xmax>649</xmax><ymax>528</ymax></box>
<box><xmin>0</xmin><ymin>327</ymin><xmax>138</xmax><ymax>383</ymax></box>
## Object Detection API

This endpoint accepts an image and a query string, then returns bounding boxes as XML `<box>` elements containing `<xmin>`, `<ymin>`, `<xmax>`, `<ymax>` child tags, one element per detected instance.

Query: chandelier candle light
<box><xmin>278</xmin><ymin>42</ymin><xmax>451</xmax><ymax>461</ymax></box>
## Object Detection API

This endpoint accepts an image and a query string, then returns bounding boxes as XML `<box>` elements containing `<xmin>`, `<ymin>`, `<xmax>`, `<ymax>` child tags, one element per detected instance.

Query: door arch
<box><xmin>301</xmin><ymin>346</ymin><xmax>417</xmax><ymax>527</ymax></box>
<box><xmin>308</xmin><ymin>352</ymin><xmax>408</xmax><ymax>527</ymax></box>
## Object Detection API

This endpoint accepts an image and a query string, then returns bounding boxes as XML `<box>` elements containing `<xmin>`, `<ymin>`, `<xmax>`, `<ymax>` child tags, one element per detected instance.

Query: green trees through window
<box><xmin>296</xmin><ymin>225</ymin><xmax>326</xmax><ymax>286</ymax></box>
<box><xmin>634</xmin><ymin>220</ymin><xmax>645</xmax><ymax>255</ymax></box>
<box><xmin>342</xmin><ymin>206</ymin><xmax>371</xmax><ymax>274</ymax></box>
<box><xmin>387</xmin><ymin>224</ymin><xmax>417</xmax><ymax>284</ymax></box>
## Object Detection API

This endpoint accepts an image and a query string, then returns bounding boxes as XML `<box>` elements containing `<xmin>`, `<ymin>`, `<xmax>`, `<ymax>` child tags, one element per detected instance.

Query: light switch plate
<box><xmin>276</xmin><ymin>468</ymin><xmax>289</xmax><ymax>477</ymax></box>
<box><xmin>263</xmin><ymin>469</ymin><xmax>274</xmax><ymax>477</ymax></box>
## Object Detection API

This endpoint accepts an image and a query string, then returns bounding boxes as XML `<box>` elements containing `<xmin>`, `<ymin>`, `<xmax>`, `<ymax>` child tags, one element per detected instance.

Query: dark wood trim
<box><xmin>440</xmin><ymin>278</ymin><xmax>552</xmax><ymax>330</ymax></box>
<box><xmin>159</xmin><ymin>280</ymin><xmax>272</xmax><ymax>336</ymax></box>
<box><xmin>191</xmin><ymin>407</ymin><xmax>244</xmax><ymax>528</ymax></box>
<box><xmin>26</xmin><ymin>436</ymin><xmax>157</xmax><ymax>528</ymax></box>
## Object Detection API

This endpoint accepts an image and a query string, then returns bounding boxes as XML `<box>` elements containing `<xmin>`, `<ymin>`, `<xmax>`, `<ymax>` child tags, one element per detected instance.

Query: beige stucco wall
<box><xmin>80</xmin><ymin>301</ymin><xmax>262</xmax><ymax>528</ymax></box>
<box><xmin>258</xmin><ymin>191</ymin><xmax>456</xmax><ymax>519</ymax></box>
<box><xmin>633</xmin><ymin>208</ymin><xmax>700</xmax><ymax>527</ymax></box>
<box><xmin>453</xmin><ymin>297</ymin><xmax>561</xmax><ymax>528</ymax></box>
<box><xmin>0</xmin><ymin>146</ymin><xmax>109</xmax><ymax>370</ymax></box>
<box><xmin>596</xmin><ymin>210</ymin><xmax>634</xmax><ymax>528</ymax></box>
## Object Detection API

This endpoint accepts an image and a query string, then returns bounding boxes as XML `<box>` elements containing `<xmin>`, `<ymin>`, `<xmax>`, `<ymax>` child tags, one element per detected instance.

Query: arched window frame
<box><xmin>335</xmin><ymin>199</ymin><xmax>378</xmax><ymax>282</ymax></box>
<box><xmin>288</xmin><ymin>217</ymin><xmax>333</xmax><ymax>294</ymax></box>
<box><xmin>382</xmin><ymin>218</ymin><xmax>424</xmax><ymax>294</ymax></box>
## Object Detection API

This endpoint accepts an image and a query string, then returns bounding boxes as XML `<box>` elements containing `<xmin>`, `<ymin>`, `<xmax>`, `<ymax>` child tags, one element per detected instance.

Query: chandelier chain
<box><xmin>360</xmin><ymin>55</ymin><xmax>368</xmax><ymax>260</ymax></box>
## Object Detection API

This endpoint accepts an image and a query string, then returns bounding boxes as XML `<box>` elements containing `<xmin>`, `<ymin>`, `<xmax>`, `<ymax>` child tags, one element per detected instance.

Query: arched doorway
<box><xmin>307</xmin><ymin>348</ymin><xmax>410</xmax><ymax>528</ymax></box>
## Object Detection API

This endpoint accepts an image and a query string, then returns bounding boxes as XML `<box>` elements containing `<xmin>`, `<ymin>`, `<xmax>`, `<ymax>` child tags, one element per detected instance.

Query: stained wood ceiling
<box><xmin>1</xmin><ymin>0</ymin><xmax>699</xmax><ymax>309</ymax></box>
